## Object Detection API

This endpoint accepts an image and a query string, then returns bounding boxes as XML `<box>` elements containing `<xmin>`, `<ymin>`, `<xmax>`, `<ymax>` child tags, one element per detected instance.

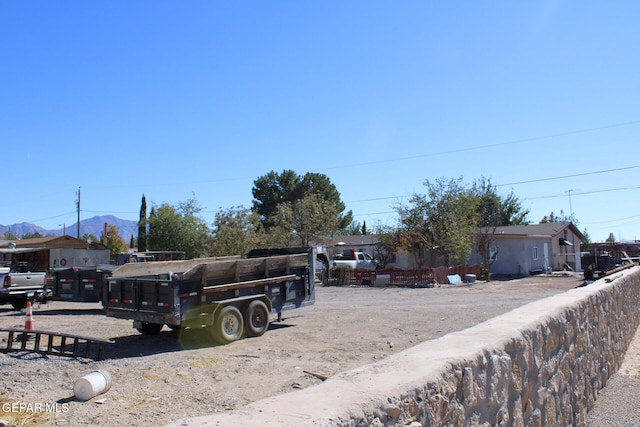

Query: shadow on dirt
<box><xmin>11</xmin><ymin>308</ymin><xmax>104</xmax><ymax>316</ymax></box>
<box><xmin>0</xmin><ymin>302</ymin><xmax>104</xmax><ymax>317</ymax></box>
<box><xmin>103</xmin><ymin>322</ymin><xmax>296</xmax><ymax>360</ymax></box>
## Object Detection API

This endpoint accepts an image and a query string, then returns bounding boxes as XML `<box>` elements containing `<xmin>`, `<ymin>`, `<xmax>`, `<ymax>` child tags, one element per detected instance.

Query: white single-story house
<box><xmin>317</xmin><ymin>222</ymin><xmax>585</xmax><ymax>275</ymax></box>
<box><xmin>468</xmin><ymin>222</ymin><xmax>585</xmax><ymax>276</ymax></box>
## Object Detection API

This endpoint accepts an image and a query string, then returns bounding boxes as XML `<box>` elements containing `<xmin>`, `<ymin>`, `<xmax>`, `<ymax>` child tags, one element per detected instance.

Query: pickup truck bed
<box><xmin>331</xmin><ymin>250</ymin><xmax>377</xmax><ymax>270</ymax></box>
<box><xmin>0</xmin><ymin>268</ymin><xmax>50</xmax><ymax>310</ymax></box>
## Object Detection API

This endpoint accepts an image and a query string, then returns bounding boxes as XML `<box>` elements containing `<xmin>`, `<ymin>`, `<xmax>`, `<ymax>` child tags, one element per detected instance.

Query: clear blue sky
<box><xmin>2</xmin><ymin>1</ymin><xmax>639</xmax><ymax>242</ymax></box>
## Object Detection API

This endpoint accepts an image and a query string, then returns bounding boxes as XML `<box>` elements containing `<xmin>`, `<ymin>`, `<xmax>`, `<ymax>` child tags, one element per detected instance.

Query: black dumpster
<box><xmin>50</xmin><ymin>265</ymin><xmax>116</xmax><ymax>303</ymax></box>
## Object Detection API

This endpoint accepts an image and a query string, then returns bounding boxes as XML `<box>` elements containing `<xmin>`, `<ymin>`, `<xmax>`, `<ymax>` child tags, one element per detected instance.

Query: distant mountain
<box><xmin>0</xmin><ymin>222</ymin><xmax>49</xmax><ymax>238</ymax></box>
<box><xmin>0</xmin><ymin>215</ymin><xmax>138</xmax><ymax>244</ymax></box>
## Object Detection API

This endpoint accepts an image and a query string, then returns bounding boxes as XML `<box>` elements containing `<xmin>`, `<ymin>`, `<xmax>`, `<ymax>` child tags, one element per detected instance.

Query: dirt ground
<box><xmin>0</xmin><ymin>275</ymin><xmax>582</xmax><ymax>427</ymax></box>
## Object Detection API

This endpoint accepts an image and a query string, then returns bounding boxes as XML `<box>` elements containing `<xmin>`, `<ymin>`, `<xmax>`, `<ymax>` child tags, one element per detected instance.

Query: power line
<box><xmin>346</xmin><ymin>166</ymin><xmax>639</xmax><ymax>204</ymax></box>
<box><xmin>523</xmin><ymin>186</ymin><xmax>640</xmax><ymax>201</ymax></box>
<box><xmin>347</xmin><ymin>195</ymin><xmax>408</xmax><ymax>203</ymax></box>
<box><xmin>81</xmin><ymin>210</ymin><xmax>139</xmax><ymax>215</ymax></box>
<box><xmin>19</xmin><ymin>120</ymin><xmax>640</xmax><ymax>226</ymax></box>
<box><xmin>78</xmin><ymin>119</ymin><xmax>640</xmax><ymax>190</ymax></box>
<box><xmin>25</xmin><ymin>211</ymin><xmax>77</xmax><ymax>224</ymax></box>
<box><xmin>496</xmin><ymin>165</ymin><xmax>638</xmax><ymax>187</ymax></box>
<box><xmin>584</xmin><ymin>214</ymin><xmax>640</xmax><ymax>225</ymax></box>
<box><xmin>318</xmin><ymin>120</ymin><xmax>640</xmax><ymax>172</ymax></box>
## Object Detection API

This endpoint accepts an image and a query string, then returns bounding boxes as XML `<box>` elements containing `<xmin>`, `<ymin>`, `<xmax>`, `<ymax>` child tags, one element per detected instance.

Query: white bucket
<box><xmin>73</xmin><ymin>370</ymin><xmax>112</xmax><ymax>401</ymax></box>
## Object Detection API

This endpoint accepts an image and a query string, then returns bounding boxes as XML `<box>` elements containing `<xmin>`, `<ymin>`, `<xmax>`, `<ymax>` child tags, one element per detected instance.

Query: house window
<box><xmin>533</xmin><ymin>247</ymin><xmax>539</xmax><ymax>260</ymax></box>
<box><xmin>490</xmin><ymin>247</ymin><xmax>498</xmax><ymax>261</ymax></box>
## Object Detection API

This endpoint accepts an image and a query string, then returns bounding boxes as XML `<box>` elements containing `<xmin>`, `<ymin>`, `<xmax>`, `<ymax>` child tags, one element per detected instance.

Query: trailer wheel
<box><xmin>211</xmin><ymin>306</ymin><xmax>244</xmax><ymax>344</ymax></box>
<box><xmin>11</xmin><ymin>300</ymin><xmax>27</xmax><ymax>310</ymax></box>
<box><xmin>244</xmin><ymin>300</ymin><xmax>270</xmax><ymax>337</ymax></box>
<box><xmin>136</xmin><ymin>322</ymin><xmax>164</xmax><ymax>335</ymax></box>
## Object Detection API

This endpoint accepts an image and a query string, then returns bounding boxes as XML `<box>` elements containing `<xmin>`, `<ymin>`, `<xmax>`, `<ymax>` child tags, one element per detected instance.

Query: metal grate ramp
<box><xmin>0</xmin><ymin>328</ymin><xmax>114</xmax><ymax>360</ymax></box>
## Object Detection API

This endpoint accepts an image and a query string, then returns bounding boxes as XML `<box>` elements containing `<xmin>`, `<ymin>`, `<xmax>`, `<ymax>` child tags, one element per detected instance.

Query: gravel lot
<box><xmin>0</xmin><ymin>275</ymin><xmax>582</xmax><ymax>426</ymax></box>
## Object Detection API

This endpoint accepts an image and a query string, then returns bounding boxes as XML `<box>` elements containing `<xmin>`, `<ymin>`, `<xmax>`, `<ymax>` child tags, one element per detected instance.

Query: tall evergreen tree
<box><xmin>138</xmin><ymin>194</ymin><xmax>147</xmax><ymax>251</ymax></box>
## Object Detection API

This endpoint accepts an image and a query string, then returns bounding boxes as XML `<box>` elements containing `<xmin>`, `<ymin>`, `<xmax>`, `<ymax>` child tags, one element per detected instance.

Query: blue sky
<box><xmin>2</xmin><ymin>1</ymin><xmax>639</xmax><ymax>242</ymax></box>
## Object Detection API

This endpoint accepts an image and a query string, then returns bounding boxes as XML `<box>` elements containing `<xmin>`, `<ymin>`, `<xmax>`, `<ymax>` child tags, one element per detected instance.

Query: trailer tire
<box><xmin>136</xmin><ymin>322</ymin><xmax>164</xmax><ymax>335</ymax></box>
<box><xmin>244</xmin><ymin>300</ymin><xmax>270</xmax><ymax>337</ymax></box>
<box><xmin>211</xmin><ymin>306</ymin><xmax>244</xmax><ymax>344</ymax></box>
<box><xmin>11</xmin><ymin>300</ymin><xmax>27</xmax><ymax>310</ymax></box>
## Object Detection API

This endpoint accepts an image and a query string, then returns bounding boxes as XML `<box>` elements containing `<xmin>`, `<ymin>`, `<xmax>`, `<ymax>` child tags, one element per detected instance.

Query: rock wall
<box><xmin>169</xmin><ymin>267</ymin><xmax>640</xmax><ymax>427</ymax></box>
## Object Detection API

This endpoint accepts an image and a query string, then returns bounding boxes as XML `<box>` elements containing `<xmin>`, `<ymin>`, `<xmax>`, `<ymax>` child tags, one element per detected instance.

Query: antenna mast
<box><xmin>566</xmin><ymin>189</ymin><xmax>573</xmax><ymax>223</ymax></box>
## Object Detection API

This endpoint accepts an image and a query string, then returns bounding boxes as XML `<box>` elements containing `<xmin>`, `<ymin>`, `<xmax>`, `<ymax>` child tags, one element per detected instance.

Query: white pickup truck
<box><xmin>331</xmin><ymin>249</ymin><xmax>378</xmax><ymax>270</ymax></box>
<box><xmin>0</xmin><ymin>266</ymin><xmax>50</xmax><ymax>310</ymax></box>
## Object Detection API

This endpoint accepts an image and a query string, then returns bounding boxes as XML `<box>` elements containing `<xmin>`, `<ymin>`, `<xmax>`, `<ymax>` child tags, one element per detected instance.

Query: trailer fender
<box><xmin>209</xmin><ymin>294</ymin><xmax>272</xmax><ymax>313</ymax></box>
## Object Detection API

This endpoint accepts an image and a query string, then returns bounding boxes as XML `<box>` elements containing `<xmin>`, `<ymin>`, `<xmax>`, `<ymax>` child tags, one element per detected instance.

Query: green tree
<box><xmin>335</xmin><ymin>220</ymin><xmax>363</xmax><ymax>236</ymax></box>
<box><xmin>581</xmin><ymin>228</ymin><xmax>593</xmax><ymax>253</ymax></box>
<box><xmin>210</xmin><ymin>206</ymin><xmax>267</xmax><ymax>256</ymax></box>
<box><xmin>3</xmin><ymin>230</ymin><xmax>18</xmax><ymax>240</ymax></box>
<box><xmin>395</xmin><ymin>199</ymin><xmax>432</xmax><ymax>268</ymax></box>
<box><xmin>147</xmin><ymin>197</ymin><xmax>209</xmax><ymax>259</ymax></box>
<box><xmin>138</xmin><ymin>194</ymin><xmax>148</xmax><ymax>251</ymax></box>
<box><xmin>252</xmin><ymin>170</ymin><xmax>352</xmax><ymax>234</ymax></box>
<box><xmin>472</xmin><ymin>177</ymin><xmax>529</xmax><ymax>281</ymax></box>
<box><xmin>540</xmin><ymin>210</ymin><xmax>573</xmax><ymax>224</ymax></box>
<box><xmin>397</xmin><ymin>176</ymin><xmax>529</xmax><ymax>270</ymax></box>
<box><xmin>21</xmin><ymin>231</ymin><xmax>44</xmax><ymax>239</ymax></box>
<box><xmin>252</xmin><ymin>170</ymin><xmax>303</xmax><ymax>229</ymax></box>
<box><xmin>100</xmin><ymin>224</ymin><xmax>127</xmax><ymax>254</ymax></box>
<box><xmin>271</xmin><ymin>194</ymin><xmax>341</xmax><ymax>246</ymax></box>
<box><xmin>399</xmin><ymin>177</ymin><xmax>480</xmax><ymax>266</ymax></box>
<box><xmin>299</xmin><ymin>172</ymin><xmax>352</xmax><ymax>229</ymax></box>
<box><xmin>81</xmin><ymin>233</ymin><xmax>99</xmax><ymax>244</ymax></box>
<box><xmin>372</xmin><ymin>223</ymin><xmax>400</xmax><ymax>268</ymax></box>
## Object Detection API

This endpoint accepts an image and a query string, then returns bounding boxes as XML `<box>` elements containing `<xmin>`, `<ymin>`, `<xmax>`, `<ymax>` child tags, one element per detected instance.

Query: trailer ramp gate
<box><xmin>0</xmin><ymin>328</ymin><xmax>114</xmax><ymax>360</ymax></box>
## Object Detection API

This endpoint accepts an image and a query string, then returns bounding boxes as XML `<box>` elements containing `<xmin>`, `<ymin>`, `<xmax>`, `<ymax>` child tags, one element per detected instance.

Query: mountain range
<box><xmin>0</xmin><ymin>215</ymin><xmax>138</xmax><ymax>244</ymax></box>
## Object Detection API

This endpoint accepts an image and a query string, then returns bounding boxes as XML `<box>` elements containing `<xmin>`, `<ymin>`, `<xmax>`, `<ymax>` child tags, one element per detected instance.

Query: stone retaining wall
<box><xmin>169</xmin><ymin>267</ymin><xmax>640</xmax><ymax>427</ymax></box>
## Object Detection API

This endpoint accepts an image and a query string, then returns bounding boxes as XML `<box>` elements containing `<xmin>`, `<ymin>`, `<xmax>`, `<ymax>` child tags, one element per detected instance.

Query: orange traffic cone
<box><xmin>24</xmin><ymin>301</ymin><xmax>34</xmax><ymax>330</ymax></box>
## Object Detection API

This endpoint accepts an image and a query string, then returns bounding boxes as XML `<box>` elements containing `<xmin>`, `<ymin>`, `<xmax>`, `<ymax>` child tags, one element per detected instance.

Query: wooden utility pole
<box><xmin>76</xmin><ymin>187</ymin><xmax>81</xmax><ymax>239</ymax></box>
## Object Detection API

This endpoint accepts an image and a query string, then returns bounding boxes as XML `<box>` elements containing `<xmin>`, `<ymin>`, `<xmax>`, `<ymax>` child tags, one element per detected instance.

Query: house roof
<box><xmin>320</xmin><ymin>234</ymin><xmax>379</xmax><ymax>247</ymax></box>
<box><xmin>0</xmin><ymin>235</ymin><xmax>88</xmax><ymax>249</ymax></box>
<box><xmin>488</xmin><ymin>222</ymin><xmax>585</xmax><ymax>241</ymax></box>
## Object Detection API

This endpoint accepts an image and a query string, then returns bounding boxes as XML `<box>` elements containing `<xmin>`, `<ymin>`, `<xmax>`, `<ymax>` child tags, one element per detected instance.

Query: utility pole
<box><xmin>76</xmin><ymin>187</ymin><xmax>81</xmax><ymax>239</ymax></box>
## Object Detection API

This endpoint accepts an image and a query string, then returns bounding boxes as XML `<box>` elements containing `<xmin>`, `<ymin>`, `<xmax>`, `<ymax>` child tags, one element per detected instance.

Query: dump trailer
<box><xmin>581</xmin><ymin>253</ymin><xmax>622</xmax><ymax>280</ymax></box>
<box><xmin>103</xmin><ymin>247</ymin><xmax>316</xmax><ymax>344</ymax></box>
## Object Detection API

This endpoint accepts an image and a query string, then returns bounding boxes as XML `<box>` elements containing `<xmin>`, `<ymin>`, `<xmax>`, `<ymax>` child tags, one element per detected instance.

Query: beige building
<box><xmin>0</xmin><ymin>236</ymin><xmax>109</xmax><ymax>271</ymax></box>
